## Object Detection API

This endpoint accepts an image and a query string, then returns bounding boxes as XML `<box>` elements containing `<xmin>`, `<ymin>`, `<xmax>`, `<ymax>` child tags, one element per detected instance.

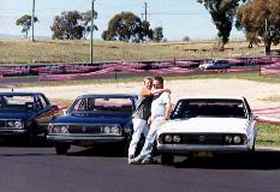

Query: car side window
<box><xmin>33</xmin><ymin>96</ymin><xmax>43</xmax><ymax>111</ymax></box>
<box><xmin>39</xmin><ymin>95</ymin><xmax>48</xmax><ymax>109</ymax></box>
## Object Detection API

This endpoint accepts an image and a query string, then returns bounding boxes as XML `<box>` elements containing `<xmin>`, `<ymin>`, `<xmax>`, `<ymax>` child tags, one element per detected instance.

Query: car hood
<box><xmin>158</xmin><ymin>117</ymin><xmax>249</xmax><ymax>135</ymax></box>
<box><xmin>0</xmin><ymin>111</ymin><xmax>35</xmax><ymax>121</ymax></box>
<box><xmin>52</xmin><ymin>112</ymin><xmax>132</xmax><ymax>126</ymax></box>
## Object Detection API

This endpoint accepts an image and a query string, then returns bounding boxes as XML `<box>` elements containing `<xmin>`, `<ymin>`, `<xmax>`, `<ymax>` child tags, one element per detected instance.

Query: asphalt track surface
<box><xmin>0</xmin><ymin>144</ymin><xmax>279</xmax><ymax>192</ymax></box>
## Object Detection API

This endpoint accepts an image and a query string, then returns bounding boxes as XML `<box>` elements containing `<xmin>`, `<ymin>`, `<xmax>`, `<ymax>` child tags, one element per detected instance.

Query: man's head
<box><xmin>153</xmin><ymin>76</ymin><xmax>164</xmax><ymax>89</ymax></box>
<box><xmin>143</xmin><ymin>76</ymin><xmax>153</xmax><ymax>90</ymax></box>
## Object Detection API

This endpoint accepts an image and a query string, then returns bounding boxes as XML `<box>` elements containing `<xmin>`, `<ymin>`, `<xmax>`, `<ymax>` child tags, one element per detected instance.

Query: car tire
<box><xmin>119</xmin><ymin>141</ymin><xmax>130</xmax><ymax>156</ymax></box>
<box><xmin>161</xmin><ymin>154</ymin><xmax>174</xmax><ymax>165</ymax></box>
<box><xmin>26</xmin><ymin>122</ymin><xmax>38</xmax><ymax>146</ymax></box>
<box><xmin>251</xmin><ymin>137</ymin><xmax>256</xmax><ymax>152</ymax></box>
<box><xmin>55</xmin><ymin>143</ymin><xmax>70</xmax><ymax>155</ymax></box>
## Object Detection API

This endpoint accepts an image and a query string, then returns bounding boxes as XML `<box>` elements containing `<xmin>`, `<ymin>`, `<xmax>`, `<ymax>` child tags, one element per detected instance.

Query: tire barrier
<box><xmin>0</xmin><ymin>56</ymin><xmax>279</xmax><ymax>78</ymax></box>
<box><xmin>253</xmin><ymin>107</ymin><xmax>280</xmax><ymax>125</ymax></box>
<box><xmin>261</xmin><ymin>61</ymin><xmax>280</xmax><ymax>75</ymax></box>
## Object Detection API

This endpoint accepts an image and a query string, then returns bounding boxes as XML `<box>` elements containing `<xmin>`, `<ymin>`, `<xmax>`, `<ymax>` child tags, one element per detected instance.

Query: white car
<box><xmin>157</xmin><ymin>97</ymin><xmax>257</xmax><ymax>164</ymax></box>
<box><xmin>199</xmin><ymin>60</ymin><xmax>231</xmax><ymax>70</ymax></box>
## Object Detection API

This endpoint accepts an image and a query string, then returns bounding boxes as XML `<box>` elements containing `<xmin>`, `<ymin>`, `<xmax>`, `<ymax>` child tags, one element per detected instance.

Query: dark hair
<box><xmin>153</xmin><ymin>76</ymin><xmax>164</xmax><ymax>85</ymax></box>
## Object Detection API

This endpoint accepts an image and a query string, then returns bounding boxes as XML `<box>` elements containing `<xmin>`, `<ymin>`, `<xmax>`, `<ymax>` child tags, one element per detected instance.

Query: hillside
<box><xmin>0</xmin><ymin>39</ymin><xmax>273</xmax><ymax>65</ymax></box>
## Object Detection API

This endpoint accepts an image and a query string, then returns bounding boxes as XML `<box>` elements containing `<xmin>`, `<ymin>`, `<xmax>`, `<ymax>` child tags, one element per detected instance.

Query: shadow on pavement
<box><xmin>174</xmin><ymin>151</ymin><xmax>280</xmax><ymax>170</ymax></box>
<box><xmin>67</xmin><ymin>144</ymin><xmax>127</xmax><ymax>158</ymax></box>
<box><xmin>0</xmin><ymin>137</ymin><xmax>52</xmax><ymax>148</ymax></box>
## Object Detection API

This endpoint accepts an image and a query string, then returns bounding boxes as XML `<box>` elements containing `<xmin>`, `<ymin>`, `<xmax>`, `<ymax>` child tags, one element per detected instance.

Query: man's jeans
<box><xmin>135</xmin><ymin>117</ymin><xmax>166</xmax><ymax>161</ymax></box>
<box><xmin>128</xmin><ymin>118</ymin><xmax>148</xmax><ymax>158</ymax></box>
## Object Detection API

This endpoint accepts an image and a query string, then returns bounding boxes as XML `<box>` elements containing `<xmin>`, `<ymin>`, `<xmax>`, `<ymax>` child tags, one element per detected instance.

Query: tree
<box><xmin>16</xmin><ymin>14</ymin><xmax>38</xmax><ymax>39</ymax></box>
<box><xmin>153</xmin><ymin>27</ymin><xmax>164</xmax><ymax>42</ymax></box>
<box><xmin>81</xmin><ymin>10</ymin><xmax>98</xmax><ymax>39</ymax></box>
<box><xmin>182</xmin><ymin>36</ymin><xmax>191</xmax><ymax>42</ymax></box>
<box><xmin>102</xmin><ymin>12</ymin><xmax>153</xmax><ymax>43</ymax></box>
<box><xmin>50</xmin><ymin>10</ymin><xmax>98</xmax><ymax>40</ymax></box>
<box><xmin>236</xmin><ymin>0</ymin><xmax>280</xmax><ymax>55</ymax></box>
<box><xmin>197</xmin><ymin>0</ymin><xmax>246</xmax><ymax>50</ymax></box>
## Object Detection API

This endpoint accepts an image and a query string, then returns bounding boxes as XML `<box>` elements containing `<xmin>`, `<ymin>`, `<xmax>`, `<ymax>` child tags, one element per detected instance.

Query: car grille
<box><xmin>0</xmin><ymin>120</ymin><xmax>6</xmax><ymax>128</ymax></box>
<box><xmin>159</xmin><ymin>133</ymin><xmax>246</xmax><ymax>145</ymax></box>
<box><xmin>180</xmin><ymin>134</ymin><xmax>225</xmax><ymax>145</ymax></box>
<box><xmin>68</xmin><ymin>125</ymin><xmax>102</xmax><ymax>134</ymax></box>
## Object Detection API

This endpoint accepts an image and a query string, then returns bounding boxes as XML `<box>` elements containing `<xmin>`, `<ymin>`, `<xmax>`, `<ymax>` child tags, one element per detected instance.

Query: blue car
<box><xmin>47</xmin><ymin>94</ymin><xmax>137</xmax><ymax>155</ymax></box>
<box><xmin>0</xmin><ymin>92</ymin><xmax>60</xmax><ymax>144</ymax></box>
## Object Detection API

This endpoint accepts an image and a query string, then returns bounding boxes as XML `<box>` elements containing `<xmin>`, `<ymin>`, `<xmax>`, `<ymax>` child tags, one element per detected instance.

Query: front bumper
<box><xmin>0</xmin><ymin>129</ymin><xmax>27</xmax><ymax>136</ymax></box>
<box><xmin>47</xmin><ymin>133</ymin><xmax>126</xmax><ymax>144</ymax></box>
<box><xmin>157</xmin><ymin>144</ymin><xmax>251</xmax><ymax>154</ymax></box>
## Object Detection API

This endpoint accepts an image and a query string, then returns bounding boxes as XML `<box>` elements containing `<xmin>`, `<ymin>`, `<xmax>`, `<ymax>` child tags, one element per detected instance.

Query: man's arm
<box><xmin>151</xmin><ymin>88</ymin><xmax>171</xmax><ymax>95</ymax></box>
<box><xmin>140</xmin><ymin>87</ymin><xmax>153</xmax><ymax>96</ymax></box>
<box><xmin>140</xmin><ymin>87</ymin><xmax>171</xmax><ymax>97</ymax></box>
<box><xmin>164</xmin><ymin>94</ymin><xmax>172</xmax><ymax>120</ymax></box>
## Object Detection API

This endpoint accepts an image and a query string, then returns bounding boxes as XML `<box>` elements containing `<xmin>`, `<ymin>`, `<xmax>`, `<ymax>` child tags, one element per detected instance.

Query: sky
<box><xmin>0</xmin><ymin>0</ymin><xmax>244</xmax><ymax>41</ymax></box>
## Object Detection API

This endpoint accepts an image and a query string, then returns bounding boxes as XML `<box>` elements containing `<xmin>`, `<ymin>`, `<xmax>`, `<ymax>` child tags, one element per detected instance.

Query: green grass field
<box><xmin>0</xmin><ymin>39</ymin><xmax>269</xmax><ymax>64</ymax></box>
<box><xmin>257</xmin><ymin>123</ymin><xmax>280</xmax><ymax>147</ymax></box>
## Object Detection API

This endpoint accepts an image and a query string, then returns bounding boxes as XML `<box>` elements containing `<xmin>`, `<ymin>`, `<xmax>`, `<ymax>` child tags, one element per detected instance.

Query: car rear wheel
<box><xmin>55</xmin><ymin>143</ymin><xmax>70</xmax><ymax>155</ymax></box>
<box><xmin>161</xmin><ymin>154</ymin><xmax>174</xmax><ymax>165</ymax></box>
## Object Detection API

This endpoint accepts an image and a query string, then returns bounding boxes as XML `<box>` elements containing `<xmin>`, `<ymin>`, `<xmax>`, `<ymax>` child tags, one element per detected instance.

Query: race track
<box><xmin>0</xmin><ymin>146</ymin><xmax>279</xmax><ymax>192</ymax></box>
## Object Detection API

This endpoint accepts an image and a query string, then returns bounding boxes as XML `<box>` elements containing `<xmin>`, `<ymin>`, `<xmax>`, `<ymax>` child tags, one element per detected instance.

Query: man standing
<box><xmin>128</xmin><ymin>77</ymin><xmax>153</xmax><ymax>163</ymax></box>
<box><xmin>128</xmin><ymin>77</ymin><xmax>170</xmax><ymax>164</ymax></box>
<box><xmin>130</xmin><ymin>76</ymin><xmax>172</xmax><ymax>164</ymax></box>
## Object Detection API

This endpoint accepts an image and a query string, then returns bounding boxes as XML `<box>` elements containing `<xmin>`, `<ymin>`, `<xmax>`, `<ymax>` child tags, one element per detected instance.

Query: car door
<box><xmin>243</xmin><ymin>97</ymin><xmax>257</xmax><ymax>141</ymax></box>
<box><xmin>34</xmin><ymin>95</ymin><xmax>61</xmax><ymax>134</ymax></box>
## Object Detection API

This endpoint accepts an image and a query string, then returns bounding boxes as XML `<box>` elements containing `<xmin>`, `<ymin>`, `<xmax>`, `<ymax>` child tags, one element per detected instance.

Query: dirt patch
<box><xmin>1</xmin><ymin>79</ymin><xmax>280</xmax><ymax>110</ymax></box>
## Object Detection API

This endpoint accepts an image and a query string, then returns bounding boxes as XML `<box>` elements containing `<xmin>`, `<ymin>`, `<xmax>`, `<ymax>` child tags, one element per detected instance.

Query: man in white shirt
<box><xmin>130</xmin><ymin>76</ymin><xmax>172</xmax><ymax>164</ymax></box>
<box><xmin>128</xmin><ymin>77</ymin><xmax>170</xmax><ymax>164</ymax></box>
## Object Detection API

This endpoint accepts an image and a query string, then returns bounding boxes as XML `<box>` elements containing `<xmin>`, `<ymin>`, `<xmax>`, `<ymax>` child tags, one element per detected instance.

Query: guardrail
<box><xmin>0</xmin><ymin>56</ymin><xmax>279</xmax><ymax>80</ymax></box>
<box><xmin>0</xmin><ymin>56</ymin><xmax>274</xmax><ymax>77</ymax></box>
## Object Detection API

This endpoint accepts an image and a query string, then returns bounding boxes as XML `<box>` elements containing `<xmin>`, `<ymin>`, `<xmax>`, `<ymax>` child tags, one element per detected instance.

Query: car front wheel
<box><xmin>251</xmin><ymin>137</ymin><xmax>256</xmax><ymax>152</ymax></box>
<box><xmin>55</xmin><ymin>143</ymin><xmax>70</xmax><ymax>155</ymax></box>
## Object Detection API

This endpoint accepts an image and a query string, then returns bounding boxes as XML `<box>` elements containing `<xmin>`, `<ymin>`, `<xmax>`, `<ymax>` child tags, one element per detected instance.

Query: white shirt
<box><xmin>151</xmin><ymin>92</ymin><xmax>171</xmax><ymax>119</ymax></box>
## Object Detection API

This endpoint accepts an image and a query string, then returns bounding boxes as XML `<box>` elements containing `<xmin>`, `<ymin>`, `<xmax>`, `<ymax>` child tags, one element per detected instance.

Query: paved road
<box><xmin>0</xmin><ymin>146</ymin><xmax>279</xmax><ymax>192</ymax></box>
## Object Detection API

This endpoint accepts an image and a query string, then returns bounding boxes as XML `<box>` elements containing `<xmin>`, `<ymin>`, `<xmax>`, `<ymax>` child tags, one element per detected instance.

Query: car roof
<box><xmin>0</xmin><ymin>92</ymin><xmax>44</xmax><ymax>96</ymax></box>
<box><xmin>77</xmin><ymin>93</ymin><xmax>138</xmax><ymax>99</ymax></box>
<box><xmin>177</xmin><ymin>96</ymin><xmax>245</xmax><ymax>102</ymax></box>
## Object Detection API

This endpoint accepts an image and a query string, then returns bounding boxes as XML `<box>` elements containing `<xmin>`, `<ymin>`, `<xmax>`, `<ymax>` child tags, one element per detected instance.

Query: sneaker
<box><xmin>128</xmin><ymin>156</ymin><xmax>143</xmax><ymax>165</ymax></box>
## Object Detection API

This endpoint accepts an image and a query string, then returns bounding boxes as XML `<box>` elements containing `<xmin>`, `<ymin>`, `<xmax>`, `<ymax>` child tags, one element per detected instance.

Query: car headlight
<box><xmin>61</xmin><ymin>125</ymin><xmax>69</xmax><ymax>134</ymax></box>
<box><xmin>7</xmin><ymin>120</ymin><xmax>24</xmax><ymax>129</ymax></box>
<box><xmin>7</xmin><ymin>121</ymin><xmax>15</xmax><ymax>127</ymax></box>
<box><xmin>48</xmin><ymin>123</ymin><xmax>54</xmax><ymax>132</ymax></box>
<box><xmin>104</xmin><ymin>126</ymin><xmax>111</xmax><ymax>134</ymax></box>
<box><xmin>164</xmin><ymin>135</ymin><xmax>172</xmax><ymax>143</ymax></box>
<box><xmin>225</xmin><ymin>135</ymin><xmax>233</xmax><ymax>144</ymax></box>
<box><xmin>51</xmin><ymin>125</ymin><xmax>69</xmax><ymax>133</ymax></box>
<box><xmin>233</xmin><ymin>136</ymin><xmax>242</xmax><ymax>144</ymax></box>
<box><xmin>111</xmin><ymin>126</ymin><xmax>120</xmax><ymax>135</ymax></box>
<box><xmin>14</xmin><ymin>121</ymin><xmax>23</xmax><ymax>129</ymax></box>
<box><xmin>173</xmin><ymin>135</ymin><xmax>182</xmax><ymax>143</ymax></box>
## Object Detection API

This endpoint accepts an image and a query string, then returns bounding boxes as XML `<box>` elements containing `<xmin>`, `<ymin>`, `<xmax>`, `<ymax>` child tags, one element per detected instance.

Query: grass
<box><xmin>0</xmin><ymin>39</ymin><xmax>269</xmax><ymax>64</ymax></box>
<box><xmin>257</xmin><ymin>123</ymin><xmax>280</xmax><ymax>147</ymax></box>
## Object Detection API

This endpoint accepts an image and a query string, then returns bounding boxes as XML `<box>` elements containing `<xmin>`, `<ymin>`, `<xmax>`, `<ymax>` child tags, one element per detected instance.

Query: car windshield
<box><xmin>172</xmin><ymin>99</ymin><xmax>247</xmax><ymax>119</ymax></box>
<box><xmin>71</xmin><ymin>97</ymin><xmax>134</xmax><ymax>113</ymax></box>
<box><xmin>0</xmin><ymin>95</ymin><xmax>37</xmax><ymax>111</ymax></box>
